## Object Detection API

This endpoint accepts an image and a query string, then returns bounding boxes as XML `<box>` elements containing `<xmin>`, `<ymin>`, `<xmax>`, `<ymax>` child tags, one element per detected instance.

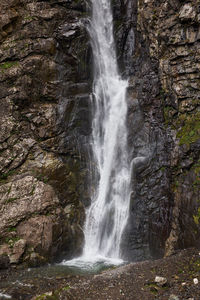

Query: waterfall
<box><xmin>62</xmin><ymin>0</ymin><xmax>131</xmax><ymax>267</ymax></box>
<box><xmin>83</xmin><ymin>0</ymin><xmax>130</xmax><ymax>260</ymax></box>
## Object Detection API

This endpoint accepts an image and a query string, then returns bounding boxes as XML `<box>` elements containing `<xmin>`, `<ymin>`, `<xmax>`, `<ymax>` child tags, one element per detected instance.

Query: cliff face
<box><xmin>0</xmin><ymin>0</ymin><xmax>199</xmax><ymax>268</ymax></box>
<box><xmin>136</xmin><ymin>0</ymin><xmax>200</xmax><ymax>256</ymax></box>
<box><xmin>0</xmin><ymin>0</ymin><xmax>91</xmax><ymax>267</ymax></box>
<box><xmin>113</xmin><ymin>0</ymin><xmax>200</xmax><ymax>260</ymax></box>
<box><xmin>113</xmin><ymin>0</ymin><xmax>172</xmax><ymax>260</ymax></box>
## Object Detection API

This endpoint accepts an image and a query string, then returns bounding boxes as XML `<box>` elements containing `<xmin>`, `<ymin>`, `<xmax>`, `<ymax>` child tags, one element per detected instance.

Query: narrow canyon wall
<box><xmin>0</xmin><ymin>0</ymin><xmax>199</xmax><ymax>268</ymax></box>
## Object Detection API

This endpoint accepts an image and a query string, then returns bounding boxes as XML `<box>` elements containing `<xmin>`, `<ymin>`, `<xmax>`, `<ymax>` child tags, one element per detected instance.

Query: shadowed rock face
<box><xmin>113</xmin><ymin>0</ymin><xmax>200</xmax><ymax>260</ymax></box>
<box><xmin>0</xmin><ymin>0</ymin><xmax>199</xmax><ymax>268</ymax></box>
<box><xmin>112</xmin><ymin>0</ymin><xmax>172</xmax><ymax>261</ymax></box>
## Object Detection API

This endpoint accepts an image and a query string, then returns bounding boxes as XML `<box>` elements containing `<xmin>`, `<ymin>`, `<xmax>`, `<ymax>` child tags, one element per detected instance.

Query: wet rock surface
<box><xmin>113</xmin><ymin>0</ymin><xmax>200</xmax><ymax>260</ymax></box>
<box><xmin>137</xmin><ymin>0</ymin><xmax>200</xmax><ymax>256</ymax></box>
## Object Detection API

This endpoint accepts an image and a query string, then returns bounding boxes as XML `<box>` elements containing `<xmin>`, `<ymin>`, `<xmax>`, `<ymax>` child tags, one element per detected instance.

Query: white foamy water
<box><xmin>0</xmin><ymin>292</ymin><xmax>11</xmax><ymax>299</ymax></box>
<box><xmin>62</xmin><ymin>0</ymin><xmax>131</xmax><ymax>269</ymax></box>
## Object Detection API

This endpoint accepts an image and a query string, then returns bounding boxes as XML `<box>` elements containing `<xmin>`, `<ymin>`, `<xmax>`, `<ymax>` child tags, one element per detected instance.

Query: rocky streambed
<box><xmin>0</xmin><ymin>248</ymin><xmax>199</xmax><ymax>300</ymax></box>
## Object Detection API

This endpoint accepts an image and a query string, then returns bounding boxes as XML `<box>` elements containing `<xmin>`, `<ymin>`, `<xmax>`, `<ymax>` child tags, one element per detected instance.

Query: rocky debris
<box><xmin>0</xmin><ymin>248</ymin><xmax>198</xmax><ymax>300</ymax></box>
<box><xmin>193</xmin><ymin>278</ymin><xmax>198</xmax><ymax>285</ymax></box>
<box><xmin>179</xmin><ymin>3</ymin><xmax>196</xmax><ymax>22</ymax></box>
<box><xmin>169</xmin><ymin>295</ymin><xmax>179</xmax><ymax>300</ymax></box>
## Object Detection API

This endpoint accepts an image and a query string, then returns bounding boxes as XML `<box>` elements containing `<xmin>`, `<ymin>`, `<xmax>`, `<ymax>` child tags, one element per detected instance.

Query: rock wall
<box><xmin>136</xmin><ymin>0</ymin><xmax>200</xmax><ymax>256</ymax></box>
<box><xmin>0</xmin><ymin>0</ymin><xmax>91</xmax><ymax>267</ymax></box>
<box><xmin>113</xmin><ymin>0</ymin><xmax>172</xmax><ymax>260</ymax></box>
<box><xmin>114</xmin><ymin>0</ymin><xmax>200</xmax><ymax>260</ymax></box>
<box><xmin>0</xmin><ymin>0</ymin><xmax>199</xmax><ymax>268</ymax></box>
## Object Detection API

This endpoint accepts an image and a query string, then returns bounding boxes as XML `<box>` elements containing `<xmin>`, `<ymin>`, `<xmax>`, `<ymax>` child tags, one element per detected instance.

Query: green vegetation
<box><xmin>7</xmin><ymin>185</ymin><xmax>12</xmax><ymax>195</ymax></box>
<box><xmin>0</xmin><ymin>170</ymin><xmax>16</xmax><ymax>182</ymax></box>
<box><xmin>24</xmin><ymin>15</ymin><xmax>37</xmax><ymax>21</ymax></box>
<box><xmin>160</xmin><ymin>166</ymin><xmax>166</xmax><ymax>172</ymax></box>
<box><xmin>35</xmin><ymin>285</ymin><xmax>71</xmax><ymax>299</ymax></box>
<box><xmin>193</xmin><ymin>207</ymin><xmax>200</xmax><ymax>225</ymax></box>
<box><xmin>62</xmin><ymin>286</ymin><xmax>70</xmax><ymax>291</ymax></box>
<box><xmin>192</xmin><ymin>160</ymin><xmax>200</xmax><ymax>192</ymax></box>
<box><xmin>193</xmin><ymin>177</ymin><xmax>200</xmax><ymax>191</ymax></box>
<box><xmin>35</xmin><ymin>293</ymin><xmax>59</xmax><ymax>300</ymax></box>
<box><xmin>7</xmin><ymin>227</ymin><xmax>17</xmax><ymax>232</ymax></box>
<box><xmin>172</xmin><ymin>179</ymin><xmax>179</xmax><ymax>192</ymax></box>
<box><xmin>0</xmin><ymin>61</ymin><xmax>19</xmax><ymax>70</ymax></box>
<box><xmin>36</xmin><ymin>294</ymin><xmax>59</xmax><ymax>300</ymax></box>
<box><xmin>176</xmin><ymin>112</ymin><xmax>200</xmax><ymax>145</ymax></box>
<box><xmin>193</xmin><ymin>159</ymin><xmax>200</xmax><ymax>175</ymax></box>
<box><xmin>163</xmin><ymin>106</ymin><xmax>176</xmax><ymax>125</ymax></box>
<box><xmin>5</xmin><ymin>236</ymin><xmax>20</xmax><ymax>248</ymax></box>
<box><xmin>144</xmin><ymin>282</ymin><xmax>168</xmax><ymax>295</ymax></box>
<box><xmin>30</xmin><ymin>185</ymin><xmax>36</xmax><ymax>196</ymax></box>
<box><xmin>177</xmin><ymin>256</ymin><xmax>200</xmax><ymax>279</ymax></box>
<box><xmin>36</xmin><ymin>174</ymin><xmax>49</xmax><ymax>184</ymax></box>
<box><xmin>6</xmin><ymin>197</ymin><xmax>18</xmax><ymax>204</ymax></box>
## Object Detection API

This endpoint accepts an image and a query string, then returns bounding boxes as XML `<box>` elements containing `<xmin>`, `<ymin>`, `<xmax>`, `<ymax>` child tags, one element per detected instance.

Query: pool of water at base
<box><xmin>0</xmin><ymin>256</ymin><xmax>125</xmax><ymax>298</ymax></box>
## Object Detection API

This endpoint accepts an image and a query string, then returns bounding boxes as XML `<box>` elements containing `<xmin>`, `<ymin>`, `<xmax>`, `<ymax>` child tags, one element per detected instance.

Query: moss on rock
<box><xmin>176</xmin><ymin>112</ymin><xmax>200</xmax><ymax>145</ymax></box>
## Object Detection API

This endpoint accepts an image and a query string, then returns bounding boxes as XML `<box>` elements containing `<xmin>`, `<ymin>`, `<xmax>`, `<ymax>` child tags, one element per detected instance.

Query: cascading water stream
<box><xmin>63</xmin><ymin>0</ymin><xmax>131</xmax><ymax>268</ymax></box>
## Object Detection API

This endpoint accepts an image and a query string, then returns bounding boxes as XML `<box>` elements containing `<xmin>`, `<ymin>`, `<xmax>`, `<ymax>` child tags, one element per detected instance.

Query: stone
<box><xmin>9</xmin><ymin>239</ymin><xmax>26</xmax><ymax>264</ymax></box>
<box><xmin>0</xmin><ymin>244</ymin><xmax>10</xmax><ymax>256</ymax></box>
<box><xmin>193</xmin><ymin>278</ymin><xmax>198</xmax><ymax>285</ymax></box>
<box><xmin>27</xmin><ymin>252</ymin><xmax>47</xmax><ymax>267</ymax></box>
<box><xmin>0</xmin><ymin>176</ymin><xmax>59</xmax><ymax>234</ymax></box>
<box><xmin>0</xmin><ymin>254</ymin><xmax>10</xmax><ymax>269</ymax></box>
<box><xmin>155</xmin><ymin>276</ymin><xmax>168</xmax><ymax>286</ymax></box>
<box><xmin>169</xmin><ymin>295</ymin><xmax>179</xmax><ymax>300</ymax></box>
<box><xmin>181</xmin><ymin>282</ymin><xmax>186</xmax><ymax>286</ymax></box>
<box><xmin>17</xmin><ymin>216</ymin><xmax>54</xmax><ymax>255</ymax></box>
<box><xmin>179</xmin><ymin>4</ymin><xmax>196</xmax><ymax>21</ymax></box>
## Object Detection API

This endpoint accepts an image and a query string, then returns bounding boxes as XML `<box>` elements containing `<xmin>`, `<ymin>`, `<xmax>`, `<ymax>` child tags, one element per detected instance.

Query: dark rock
<box><xmin>0</xmin><ymin>254</ymin><xmax>10</xmax><ymax>269</ymax></box>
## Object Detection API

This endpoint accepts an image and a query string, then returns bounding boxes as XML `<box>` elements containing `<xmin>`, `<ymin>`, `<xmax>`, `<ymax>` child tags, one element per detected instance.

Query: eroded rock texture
<box><xmin>0</xmin><ymin>0</ymin><xmax>90</xmax><ymax>267</ymax></box>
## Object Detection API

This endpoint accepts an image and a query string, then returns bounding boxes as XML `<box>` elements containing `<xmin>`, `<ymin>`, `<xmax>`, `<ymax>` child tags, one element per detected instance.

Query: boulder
<box><xmin>155</xmin><ymin>276</ymin><xmax>168</xmax><ymax>287</ymax></box>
